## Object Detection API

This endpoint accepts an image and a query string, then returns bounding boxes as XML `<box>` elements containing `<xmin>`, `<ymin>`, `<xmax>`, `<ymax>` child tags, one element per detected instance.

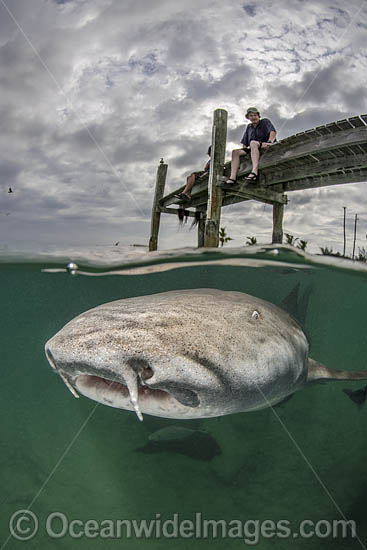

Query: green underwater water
<box><xmin>1</xmin><ymin>248</ymin><xmax>367</xmax><ymax>549</ymax></box>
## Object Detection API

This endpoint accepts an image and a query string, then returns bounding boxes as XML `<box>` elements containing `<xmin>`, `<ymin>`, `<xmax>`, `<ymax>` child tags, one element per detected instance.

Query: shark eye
<box><xmin>252</xmin><ymin>310</ymin><xmax>260</xmax><ymax>320</ymax></box>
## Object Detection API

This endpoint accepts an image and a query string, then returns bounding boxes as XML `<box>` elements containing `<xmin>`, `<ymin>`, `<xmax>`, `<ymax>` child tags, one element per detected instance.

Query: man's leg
<box><xmin>227</xmin><ymin>149</ymin><xmax>247</xmax><ymax>182</ymax></box>
<box><xmin>249</xmin><ymin>140</ymin><xmax>262</xmax><ymax>175</ymax></box>
<box><xmin>182</xmin><ymin>173</ymin><xmax>197</xmax><ymax>198</ymax></box>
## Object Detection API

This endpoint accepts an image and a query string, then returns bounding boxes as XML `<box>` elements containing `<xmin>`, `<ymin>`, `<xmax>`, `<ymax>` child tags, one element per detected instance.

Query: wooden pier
<box><xmin>149</xmin><ymin>109</ymin><xmax>367</xmax><ymax>250</ymax></box>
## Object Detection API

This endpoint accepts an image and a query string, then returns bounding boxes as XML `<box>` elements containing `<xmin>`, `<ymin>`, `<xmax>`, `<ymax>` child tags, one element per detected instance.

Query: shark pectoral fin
<box><xmin>342</xmin><ymin>386</ymin><xmax>367</xmax><ymax>409</ymax></box>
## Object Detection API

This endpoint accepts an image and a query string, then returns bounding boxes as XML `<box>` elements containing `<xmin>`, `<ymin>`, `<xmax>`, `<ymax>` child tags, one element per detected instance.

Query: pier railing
<box><xmin>149</xmin><ymin>110</ymin><xmax>367</xmax><ymax>250</ymax></box>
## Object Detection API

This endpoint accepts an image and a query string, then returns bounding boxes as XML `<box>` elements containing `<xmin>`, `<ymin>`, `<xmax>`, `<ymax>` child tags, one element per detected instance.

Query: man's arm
<box><xmin>265</xmin><ymin>118</ymin><xmax>276</xmax><ymax>142</ymax></box>
<box><xmin>240</xmin><ymin>127</ymin><xmax>249</xmax><ymax>148</ymax></box>
<box><xmin>197</xmin><ymin>160</ymin><xmax>210</xmax><ymax>179</ymax></box>
<box><xmin>268</xmin><ymin>130</ymin><xmax>276</xmax><ymax>143</ymax></box>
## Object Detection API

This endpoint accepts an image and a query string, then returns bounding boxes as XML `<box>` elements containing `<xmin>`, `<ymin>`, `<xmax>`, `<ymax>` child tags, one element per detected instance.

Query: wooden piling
<box><xmin>148</xmin><ymin>159</ymin><xmax>167</xmax><ymax>251</ymax></box>
<box><xmin>197</xmin><ymin>211</ymin><xmax>206</xmax><ymax>247</ymax></box>
<box><xmin>204</xmin><ymin>109</ymin><xmax>228</xmax><ymax>247</ymax></box>
<box><xmin>272</xmin><ymin>201</ymin><xmax>284</xmax><ymax>244</ymax></box>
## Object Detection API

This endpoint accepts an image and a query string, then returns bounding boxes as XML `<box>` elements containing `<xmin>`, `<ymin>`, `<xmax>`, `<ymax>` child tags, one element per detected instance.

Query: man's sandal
<box><xmin>174</xmin><ymin>192</ymin><xmax>191</xmax><ymax>201</ymax></box>
<box><xmin>245</xmin><ymin>172</ymin><xmax>258</xmax><ymax>182</ymax></box>
<box><xmin>225</xmin><ymin>178</ymin><xmax>237</xmax><ymax>185</ymax></box>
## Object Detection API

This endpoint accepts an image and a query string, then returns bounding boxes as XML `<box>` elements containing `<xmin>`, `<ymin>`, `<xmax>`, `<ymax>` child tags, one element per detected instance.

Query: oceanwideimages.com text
<box><xmin>9</xmin><ymin>510</ymin><xmax>357</xmax><ymax>544</ymax></box>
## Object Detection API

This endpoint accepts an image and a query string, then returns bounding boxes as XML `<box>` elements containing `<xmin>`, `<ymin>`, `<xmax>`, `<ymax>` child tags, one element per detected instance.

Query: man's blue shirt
<box><xmin>240</xmin><ymin>118</ymin><xmax>276</xmax><ymax>146</ymax></box>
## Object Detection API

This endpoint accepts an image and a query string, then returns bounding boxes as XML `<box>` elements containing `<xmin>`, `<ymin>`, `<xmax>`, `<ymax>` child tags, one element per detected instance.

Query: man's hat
<box><xmin>246</xmin><ymin>107</ymin><xmax>260</xmax><ymax>119</ymax></box>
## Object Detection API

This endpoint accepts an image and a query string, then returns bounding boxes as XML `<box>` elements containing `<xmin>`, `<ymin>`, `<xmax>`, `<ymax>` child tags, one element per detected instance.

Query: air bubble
<box><xmin>66</xmin><ymin>262</ymin><xmax>79</xmax><ymax>275</ymax></box>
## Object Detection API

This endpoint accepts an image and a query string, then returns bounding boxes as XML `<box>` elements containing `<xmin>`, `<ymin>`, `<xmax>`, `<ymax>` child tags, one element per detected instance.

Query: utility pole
<box><xmin>352</xmin><ymin>213</ymin><xmax>358</xmax><ymax>260</ymax></box>
<box><xmin>342</xmin><ymin>206</ymin><xmax>346</xmax><ymax>257</ymax></box>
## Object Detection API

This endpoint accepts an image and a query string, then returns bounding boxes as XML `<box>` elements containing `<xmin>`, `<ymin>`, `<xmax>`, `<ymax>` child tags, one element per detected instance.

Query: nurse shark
<box><xmin>44</xmin><ymin>289</ymin><xmax>367</xmax><ymax>421</ymax></box>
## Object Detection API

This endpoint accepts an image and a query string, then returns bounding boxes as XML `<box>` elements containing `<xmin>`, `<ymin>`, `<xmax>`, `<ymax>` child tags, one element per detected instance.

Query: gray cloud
<box><xmin>242</xmin><ymin>4</ymin><xmax>257</xmax><ymax>17</ymax></box>
<box><xmin>0</xmin><ymin>0</ymin><xmax>365</xmax><ymax>253</ymax></box>
<box><xmin>0</xmin><ymin>159</ymin><xmax>24</xmax><ymax>183</ymax></box>
<box><xmin>184</xmin><ymin>64</ymin><xmax>253</xmax><ymax>103</ymax></box>
<box><xmin>267</xmin><ymin>58</ymin><xmax>345</xmax><ymax>107</ymax></box>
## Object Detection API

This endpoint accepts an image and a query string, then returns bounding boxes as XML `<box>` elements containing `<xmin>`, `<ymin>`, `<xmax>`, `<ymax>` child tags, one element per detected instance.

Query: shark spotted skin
<box><xmin>44</xmin><ymin>288</ymin><xmax>367</xmax><ymax>421</ymax></box>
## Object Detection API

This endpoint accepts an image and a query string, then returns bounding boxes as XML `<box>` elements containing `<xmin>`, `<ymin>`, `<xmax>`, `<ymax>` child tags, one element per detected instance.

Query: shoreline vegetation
<box><xmin>244</xmin><ymin>232</ymin><xmax>367</xmax><ymax>262</ymax></box>
<box><xmin>216</xmin><ymin>227</ymin><xmax>367</xmax><ymax>263</ymax></box>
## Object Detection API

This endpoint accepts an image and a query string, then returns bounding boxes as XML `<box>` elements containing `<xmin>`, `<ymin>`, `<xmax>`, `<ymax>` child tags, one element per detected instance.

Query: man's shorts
<box><xmin>248</xmin><ymin>139</ymin><xmax>277</xmax><ymax>148</ymax></box>
<box><xmin>192</xmin><ymin>170</ymin><xmax>207</xmax><ymax>178</ymax></box>
<box><xmin>244</xmin><ymin>141</ymin><xmax>275</xmax><ymax>153</ymax></box>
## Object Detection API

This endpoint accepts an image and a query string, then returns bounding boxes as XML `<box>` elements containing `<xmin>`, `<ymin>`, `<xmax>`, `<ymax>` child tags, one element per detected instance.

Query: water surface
<box><xmin>1</xmin><ymin>245</ymin><xmax>367</xmax><ymax>549</ymax></box>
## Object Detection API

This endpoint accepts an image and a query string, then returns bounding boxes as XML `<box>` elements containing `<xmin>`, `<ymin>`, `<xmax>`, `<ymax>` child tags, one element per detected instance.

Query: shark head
<box><xmin>45</xmin><ymin>289</ymin><xmax>309</xmax><ymax>420</ymax></box>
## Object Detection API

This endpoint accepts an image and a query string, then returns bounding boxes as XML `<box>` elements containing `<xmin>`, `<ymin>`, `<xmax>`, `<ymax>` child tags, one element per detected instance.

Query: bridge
<box><xmin>149</xmin><ymin>109</ymin><xmax>367</xmax><ymax>250</ymax></box>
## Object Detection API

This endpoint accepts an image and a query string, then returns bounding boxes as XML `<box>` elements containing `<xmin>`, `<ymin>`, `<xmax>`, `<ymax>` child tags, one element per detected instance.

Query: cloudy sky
<box><xmin>0</xmin><ymin>0</ymin><xmax>366</xmax><ymax>255</ymax></box>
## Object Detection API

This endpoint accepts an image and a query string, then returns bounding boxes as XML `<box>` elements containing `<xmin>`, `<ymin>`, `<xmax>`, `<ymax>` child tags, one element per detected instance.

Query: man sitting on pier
<box><xmin>175</xmin><ymin>146</ymin><xmax>211</xmax><ymax>201</ymax></box>
<box><xmin>226</xmin><ymin>107</ymin><xmax>277</xmax><ymax>184</ymax></box>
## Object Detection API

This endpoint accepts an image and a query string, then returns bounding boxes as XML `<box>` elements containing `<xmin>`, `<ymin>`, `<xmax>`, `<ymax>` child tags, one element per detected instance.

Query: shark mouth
<box><xmin>74</xmin><ymin>374</ymin><xmax>169</xmax><ymax>421</ymax></box>
<box><xmin>46</xmin><ymin>347</ymin><xmax>200</xmax><ymax>420</ymax></box>
<box><xmin>56</xmin><ymin>369</ymin><xmax>199</xmax><ymax>421</ymax></box>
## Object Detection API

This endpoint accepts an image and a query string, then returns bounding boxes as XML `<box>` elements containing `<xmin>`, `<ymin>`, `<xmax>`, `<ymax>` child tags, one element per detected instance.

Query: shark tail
<box><xmin>307</xmin><ymin>358</ymin><xmax>367</xmax><ymax>408</ymax></box>
<box><xmin>307</xmin><ymin>358</ymin><xmax>367</xmax><ymax>382</ymax></box>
